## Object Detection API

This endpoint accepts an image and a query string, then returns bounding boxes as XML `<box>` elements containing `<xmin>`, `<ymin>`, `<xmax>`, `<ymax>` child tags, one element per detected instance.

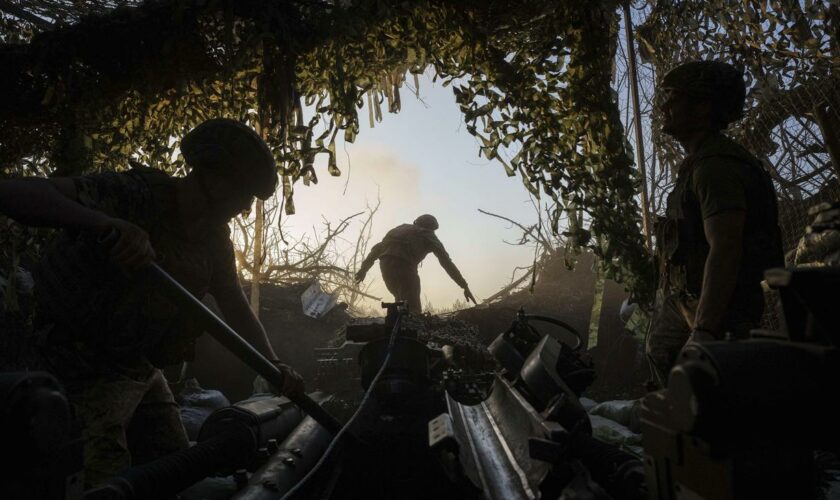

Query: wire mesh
<box><xmin>734</xmin><ymin>73</ymin><xmax>840</xmax><ymax>256</ymax></box>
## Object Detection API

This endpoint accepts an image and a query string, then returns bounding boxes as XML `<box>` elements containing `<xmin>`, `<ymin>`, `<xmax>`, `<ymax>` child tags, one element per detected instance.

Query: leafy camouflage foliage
<box><xmin>0</xmin><ymin>0</ymin><xmax>653</xmax><ymax>300</ymax></box>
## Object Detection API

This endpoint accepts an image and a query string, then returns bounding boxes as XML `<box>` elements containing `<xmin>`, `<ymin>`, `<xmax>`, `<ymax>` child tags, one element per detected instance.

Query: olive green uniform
<box><xmin>358</xmin><ymin>223</ymin><xmax>468</xmax><ymax>313</ymax></box>
<box><xmin>647</xmin><ymin>133</ymin><xmax>783</xmax><ymax>386</ymax></box>
<box><xmin>34</xmin><ymin>166</ymin><xmax>240</xmax><ymax>486</ymax></box>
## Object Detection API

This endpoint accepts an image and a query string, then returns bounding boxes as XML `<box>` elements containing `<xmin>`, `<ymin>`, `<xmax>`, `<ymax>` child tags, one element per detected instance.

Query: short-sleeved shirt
<box><xmin>692</xmin><ymin>154</ymin><xmax>749</xmax><ymax>218</ymax></box>
<box><xmin>657</xmin><ymin>133</ymin><xmax>783</xmax><ymax>312</ymax></box>
<box><xmin>35</xmin><ymin>166</ymin><xmax>239</xmax><ymax>376</ymax></box>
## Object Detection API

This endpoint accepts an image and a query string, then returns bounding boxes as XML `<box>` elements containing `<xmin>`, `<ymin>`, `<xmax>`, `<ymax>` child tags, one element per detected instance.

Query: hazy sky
<box><xmin>282</xmin><ymin>71</ymin><xmax>540</xmax><ymax>312</ymax></box>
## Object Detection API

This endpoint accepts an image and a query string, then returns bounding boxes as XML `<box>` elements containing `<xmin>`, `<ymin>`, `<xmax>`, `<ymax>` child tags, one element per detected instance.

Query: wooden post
<box><xmin>249</xmin><ymin>198</ymin><xmax>264</xmax><ymax>314</ymax></box>
<box><xmin>250</xmin><ymin>88</ymin><xmax>268</xmax><ymax>315</ymax></box>
<box><xmin>623</xmin><ymin>1</ymin><xmax>653</xmax><ymax>252</ymax></box>
<box><xmin>813</xmin><ymin>103</ymin><xmax>840</xmax><ymax>181</ymax></box>
<box><xmin>587</xmin><ymin>257</ymin><xmax>605</xmax><ymax>350</ymax></box>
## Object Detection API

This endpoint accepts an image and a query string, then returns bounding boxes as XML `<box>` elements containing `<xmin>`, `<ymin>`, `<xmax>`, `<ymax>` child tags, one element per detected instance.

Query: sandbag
<box><xmin>589</xmin><ymin>399</ymin><xmax>642</xmax><ymax>433</ymax></box>
<box><xmin>179</xmin><ymin>378</ymin><xmax>230</xmax><ymax>441</ymax></box>
<box><xmin>589</xmin><ymin>414</ymin><xmax>642</xmax><ymax>454</ymax></box>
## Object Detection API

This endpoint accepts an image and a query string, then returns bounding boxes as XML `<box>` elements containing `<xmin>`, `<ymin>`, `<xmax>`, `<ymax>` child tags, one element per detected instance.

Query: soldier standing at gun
<box><xmin>646</xmin><ymin>61</ymin><xmax>784</xmax><ymax>387</ymax></box>
<box><xmin>0</xmin><ymin>119</ymin><xmax>303</xmax><ymax>486</ymax></box>
<box><xmin>355</xmin><ymin>214</ymin><xmax>477</xmax><ymax>313</ymax></box>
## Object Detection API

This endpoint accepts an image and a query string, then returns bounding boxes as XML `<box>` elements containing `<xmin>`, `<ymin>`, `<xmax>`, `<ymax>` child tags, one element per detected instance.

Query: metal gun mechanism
<box><xmin>433</xmin><ymin>308</ymin><xmax>645</xmax><ymax>500</ymax></box>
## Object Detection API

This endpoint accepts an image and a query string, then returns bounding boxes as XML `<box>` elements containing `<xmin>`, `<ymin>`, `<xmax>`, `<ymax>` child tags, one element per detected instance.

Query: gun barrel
<box><xmin>87</xmin><ymin>426</ymin><xmax>254</xmax><ymax>500</ymax></box>
<box><xmin>86</xmin><ymin>394</ymin><xmax>331</xmax><ymax>499</ymax></box>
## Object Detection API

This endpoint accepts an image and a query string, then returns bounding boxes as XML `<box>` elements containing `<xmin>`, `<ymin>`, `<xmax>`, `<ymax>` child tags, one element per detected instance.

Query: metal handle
<box><xmin>147</xmin><ymin>262</ymin><xmax>344</xmax><ymax>435</ymax></box>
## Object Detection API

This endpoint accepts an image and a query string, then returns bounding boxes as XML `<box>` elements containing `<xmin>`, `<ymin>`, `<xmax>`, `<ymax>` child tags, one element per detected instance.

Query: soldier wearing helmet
<box><xmin>355</xmin><ymin>214</ymin><xmax>477</xmax><ymax>313</ymax></box>
<box><xmin>0</xmin><ymin>118</ymin><xmax>303</xmax><ymax>486</ymax></box>
<box><xmin>647</xmin><ymin>61</ymin><xmax>783</xmax><ymax>387</ymax></box>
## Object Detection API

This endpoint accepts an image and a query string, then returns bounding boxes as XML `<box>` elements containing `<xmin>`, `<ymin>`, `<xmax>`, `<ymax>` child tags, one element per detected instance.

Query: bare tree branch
<box><xmin>231</xmin><ymin>190</ymin><xmax>381</xmax><ymax>314</ymax></box>
<box><xmin>478</xmin><ymin>208</ymin><xmax>553</xmax><ymax>250</ymax></box>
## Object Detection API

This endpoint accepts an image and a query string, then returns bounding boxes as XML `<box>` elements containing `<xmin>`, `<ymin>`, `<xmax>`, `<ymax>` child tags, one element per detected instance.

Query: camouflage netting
<box><xmin>794</xmin><ymin>202</ymin><xmax>840</xmax><ymax>267</ymax></box>
<box><xmin>634</xmin><ymin>1</ymin><xmax>840</xmax><ymax>255</ymax></box>
<box><xmin>402</xmin><ymin>314</ymin><xmax>487</xmax><ymax>357</ymax></box>
<box><xmin>328</xmin><ymin>313</ymin><xmax>490</xmax><ymax>364</ymax></box>
<box><xmin>0</xmin><ymin>0</ymin><xmax>654</xmax><ymax>303</ymax></box>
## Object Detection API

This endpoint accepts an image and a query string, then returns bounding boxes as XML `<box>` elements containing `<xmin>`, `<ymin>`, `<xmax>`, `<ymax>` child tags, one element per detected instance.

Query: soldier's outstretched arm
<box><xmin>0</xmin><ymin>177</ymin><xmax>155</xmax><ymax>268</ymax></box>
<box><xmin>355</xmin><ymin>241</ymin><xmax>384</xmax><ymax>282</ymax></box>
<box><xmin>429</xmin><ymin>237</ymin><xmax>476</xmax><ymax>303</ymax></box>
<box><xmin>0</xmin><ymin>177</ymin><xmax>110</xmax><ymax>231</ymax></box>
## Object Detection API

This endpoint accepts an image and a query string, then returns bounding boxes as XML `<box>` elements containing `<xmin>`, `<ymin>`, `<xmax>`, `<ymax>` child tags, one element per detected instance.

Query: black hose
<box><xmin>278</xmin><ymin>311</ymin><xmax>404</xmax><ymax>500</ymax></box>
<box><xmin>523</xmin><ymin>314</ymin><xmax>583</xmax><ymax>351</ymax></box>
<box><xmin>99</xmin><ymin>427</ymin><xmax>254</xmax><ymax>500</ymax></box>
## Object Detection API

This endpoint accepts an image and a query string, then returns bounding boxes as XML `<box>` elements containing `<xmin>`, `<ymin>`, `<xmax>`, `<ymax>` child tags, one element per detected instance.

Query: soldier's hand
<box><xmin>463</xmin><ymin>287</ymin><xmax>477</xmax><ymax>305</ymax></box>
<box><xmin>354</xmin><ymin>270</ymin><xmax>366</xmax><ymax>283</ymax></box>
<box><xmin>687</xmin><ymin>329</ymin><xmax>716</xmax><ymax>344</ymax></box>
<box><xmin>97</xmin><ymin>217</ymin><xmax>156</xmax><ymax>269</ymax></box>
<box><xmin>272</xmin><ymin>361</ymin><xmax>305</xmax><ymax>397</ymax></box>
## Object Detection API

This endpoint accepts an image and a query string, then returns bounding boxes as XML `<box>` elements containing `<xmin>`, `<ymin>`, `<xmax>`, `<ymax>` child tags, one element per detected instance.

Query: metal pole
<box><xmin>623</xmin><ymin>1</ymin><xmax>654</xmax><ymax>252</ymax></box>
<box><xmin>147</xmin><ymin>263</ymin><xmax>344</xmax><ymax>435</ymax></box>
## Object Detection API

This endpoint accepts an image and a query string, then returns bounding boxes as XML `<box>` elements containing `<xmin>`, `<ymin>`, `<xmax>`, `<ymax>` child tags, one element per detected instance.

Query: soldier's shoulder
<box><xmin>694</xmin><ymin>134</ymin><xmax>759</xmax><ymax>167</ymax></box>
<box><xmin>424</xmin><ymin>230</ymin><xmax>445</xmax><ymax>250</ymax></box>
<box><xmin>692</xmin><ymin>135</ymin><xmax>760</xmax><ymax>182</ymax></box>
<box><xmin>71</xmin><ymin>167</ymin><xmax>154</xmax><ymax>213</ymax></box>
<box><xmin>126</xmin><ymin>163</ymin><xmax>175</xmax><ymax>186</ymax></box>
<box><xmin>384</xmin><ymin>223</ymin><xmax>416</xmax><ymax>238</ymax></box>
<box><xmin>82</xmin><ymin>164</ymin><xmax>172</xmax><ymax>197</ymax></box>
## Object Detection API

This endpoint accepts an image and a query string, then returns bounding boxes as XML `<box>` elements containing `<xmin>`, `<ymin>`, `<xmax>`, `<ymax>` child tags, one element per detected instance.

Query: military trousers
<box><xmin>646</xmin><ymin>291</ymin><xmax>762</xmax><ymax>388</ymax></box>
<box><xmin>645</xmin><ymin>293</ymin><xmax>694</xmax><ymax>388</ymax></box>
<box><xmin>379</xmin><ymin>256</ymin><xmax>422</xmax><ymax>313</ymax></box>
<box><xmin>66</xmin><ymin>367</ymin><xmax>189</xmax><ymax>488</ymax></box>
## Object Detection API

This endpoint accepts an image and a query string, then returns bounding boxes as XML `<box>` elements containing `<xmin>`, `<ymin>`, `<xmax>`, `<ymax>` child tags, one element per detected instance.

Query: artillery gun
<box><xmin>2</xmin><ymin>302</ymin><xmax>647</xmax><ymax>499</ymax></box>
<box><xmin>7</xmin><ymin>253</ymin><xmax>838</xmax><ymax>500</ymax></box>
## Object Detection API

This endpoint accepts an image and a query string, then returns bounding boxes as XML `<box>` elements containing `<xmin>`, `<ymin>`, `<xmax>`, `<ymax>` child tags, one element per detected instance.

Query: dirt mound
<box><xmin>454</xmin><ymin>251</ymin><xmax>647</xmax><ymax>400</ymax></box>
<box><xmin>455</xmin><ymin>252</ymin><xmax>598</xmax><ymax>345</ymax></box>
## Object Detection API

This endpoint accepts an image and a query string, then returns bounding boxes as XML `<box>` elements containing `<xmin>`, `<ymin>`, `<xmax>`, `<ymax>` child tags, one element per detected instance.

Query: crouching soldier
<box><xmin>355</xmin><ymin>214</ymin><xmax>476</xmax><ymax>313</ymax></box>
<box><xmin>0</xmin><ymin>118</ymin><xmax>303</xmax><ymax>486</ymax></box>
<box><xmin>647</xmin><ymin>61</ymin><xmax>784</xmax><ymax>387</ymax></box>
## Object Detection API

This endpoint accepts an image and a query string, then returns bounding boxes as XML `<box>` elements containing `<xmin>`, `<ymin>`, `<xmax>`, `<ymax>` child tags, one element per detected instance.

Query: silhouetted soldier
<box><xmin>355</xmin><ymin>214</ymin><xmax>476</xmax><ymax>313</ymax></box>
<box><xmin>646</xmin><ymin>61</ymin><xmax>783</xmax><ymax>387</ymax></box>
<box><xmin>0</xmin><ymin>118</ymin><xmax>303</xmax><ymax>486</ymax></box>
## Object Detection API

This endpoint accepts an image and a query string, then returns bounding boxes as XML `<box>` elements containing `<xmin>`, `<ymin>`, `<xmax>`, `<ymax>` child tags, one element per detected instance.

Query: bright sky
<box><xmin>283</xmin><ymin>71</ymin><xmax>539</xmax><ymax>312</ymax></box>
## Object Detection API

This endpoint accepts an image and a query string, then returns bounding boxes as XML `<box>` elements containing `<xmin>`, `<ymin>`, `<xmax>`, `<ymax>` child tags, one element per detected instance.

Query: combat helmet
<box><xmin>181</xmin><ymin>118</ymin><xmax>278</xmax><ymax>200</ymax></box>
<box><xmin>414</xmin><ymin>214</ymin><xmax>439</xmax><ymax>230</ymax></box>
<box><xmin>661</xmin><ymin>60</ymin><xmax>746</xmax><ymax>128</ymax></box>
